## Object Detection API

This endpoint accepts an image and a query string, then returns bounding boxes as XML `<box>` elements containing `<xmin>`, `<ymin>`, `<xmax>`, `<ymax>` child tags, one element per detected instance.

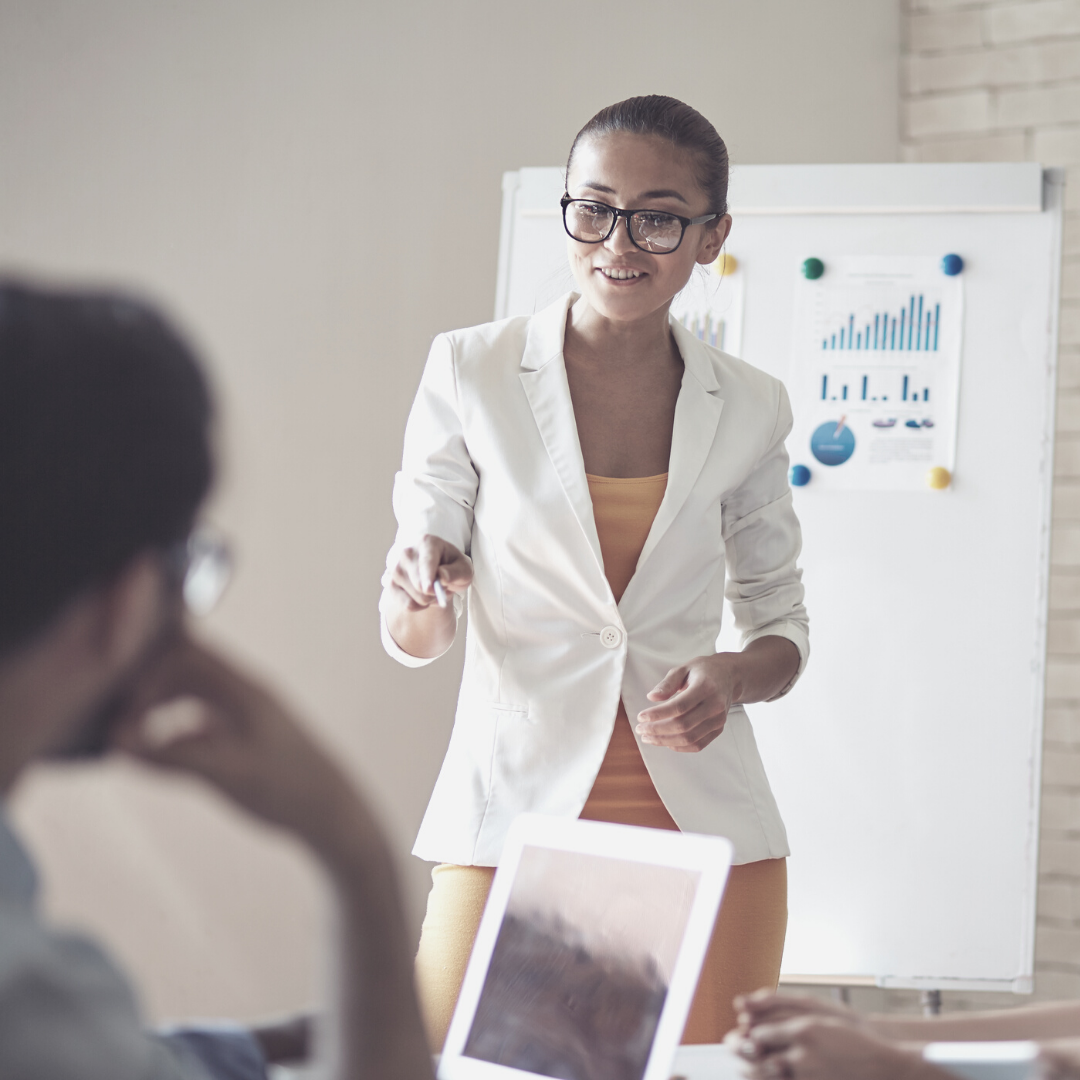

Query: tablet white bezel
<box><xmin>438</xmin><ymin>813</ymin><xmax>734</xmax><ymax>1080</ymax></box>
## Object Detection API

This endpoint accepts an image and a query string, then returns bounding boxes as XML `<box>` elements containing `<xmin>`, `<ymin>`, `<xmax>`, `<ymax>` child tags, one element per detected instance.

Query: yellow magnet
<box><xmin>715</xmin><ymin>253</ymin><xmax>738</xmax><ymax>276</ymax></box>
<box><xmin>926</xmin><ymin>466</ymin><xmax>951</xmax><ymax>490</ymax></box>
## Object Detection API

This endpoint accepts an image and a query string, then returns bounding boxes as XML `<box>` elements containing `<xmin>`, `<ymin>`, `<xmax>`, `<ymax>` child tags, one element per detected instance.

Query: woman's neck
<box><xmin>564</xmin><ymin>295</ymin><xmax>680</xmax><ymax>371</ymax></box>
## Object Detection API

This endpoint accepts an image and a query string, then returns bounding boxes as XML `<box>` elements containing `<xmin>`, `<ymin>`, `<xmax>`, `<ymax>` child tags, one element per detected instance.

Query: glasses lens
<box><xmin>565</xmin><ymin>200</ymin><xmax>615</xmax><ymax>242</ymax></box>
<box><xmin>630</xmin><ymin>211</ymin><xmax>684</xmax><ymax>252</ymax></box>
<box><xmin>183</xmin><ymin>527</ymin><xmax>233</xmax><ymax>616</ymax></box>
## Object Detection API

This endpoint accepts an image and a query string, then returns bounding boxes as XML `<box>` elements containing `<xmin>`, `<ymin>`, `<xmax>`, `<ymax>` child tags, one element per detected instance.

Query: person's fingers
<box><xmin>739</xmin><ymin>991</ymin><xmax>806</xmax><ymax>1022</ymax></box>
<box><xmin>746</xmin><ymin>1017</ymin><xmax>813</xmax><ymax>1055</ymax></box>
<box><xmin>393</xmin><ymin>547</ymin><xmax>434</xmax><ymax>601</ymax></box>
<box><xmin>638</xmin><ymin>680</ymin><xmax>707</xmax><ymax>725</ymax></box>
<box><xmin>638</xmin><ymin>692</ymin><xmax>727</xmax><ymax>744</ymax></box>
<box><xmin>646</xmin><ymin>665</ymin><xmax>689</xmax><ymax>702</ymax></box>
<box><xmin>390</xmin><ymin>560</ymin><xmax>435</xmax><ymax>608</ymax></box>
<box><xmin>640</xmin><ymin>715</ymin><xmax>726</xmax><ymax>751</ymax></box>
<box><xmin>397</xmin><ymin>537</ymin><xmax>471</xmax><ymax>603</ymax></box>
<box><xmin>736</xmin><ymin>988</ymin><xmax>785</xmax><ymax>1026</ymax></box>
<box><xmin>416</xmin><ymin>535</ymin><xmax>451</xmax><ymax>593</ymax></box>
<box><xmin>637</xmin><ymin>691</ymin><xmax>723</xmax><ymax>735</ymax></box>
<box><xmin>739</xmin><ymin>988</ymin><xmax>780</xmax><ymax>1013</ymax></box>
<box><xmin>438</xmin><ymin>552</ymin><xmax>474</xmax><ymax>591</ymax></box>
<box><xmin>739</xmin><ymin>992</ymin><xmax>858</xmax><ymax>1032</ymax></box>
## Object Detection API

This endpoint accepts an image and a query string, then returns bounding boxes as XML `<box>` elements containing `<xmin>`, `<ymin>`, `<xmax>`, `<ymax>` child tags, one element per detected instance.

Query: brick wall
<box><xmin>862</xmin><ymin>0</ymin><xmax>1080</xmax><ymax>1012</ymax></box>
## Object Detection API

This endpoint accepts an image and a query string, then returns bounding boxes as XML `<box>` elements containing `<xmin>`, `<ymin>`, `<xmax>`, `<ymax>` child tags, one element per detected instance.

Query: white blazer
<box><xmin>381</xmin><ymin>293</ymin><xmax>809</xmax><ymax>867</ymax></box>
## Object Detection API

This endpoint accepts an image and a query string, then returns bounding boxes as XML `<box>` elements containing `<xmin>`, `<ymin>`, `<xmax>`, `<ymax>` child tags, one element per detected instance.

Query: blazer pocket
<box><xmin>490</xmin><ymin>702</ymin><xmax>532</xmax><ymax>724</ymax></box>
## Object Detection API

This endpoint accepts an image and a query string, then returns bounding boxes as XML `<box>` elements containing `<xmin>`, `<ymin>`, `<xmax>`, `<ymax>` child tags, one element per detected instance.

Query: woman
<box><xmin>380</xmin><ymin>95</ymin><xmax>809</xmax><ymax>1046</ymax></box>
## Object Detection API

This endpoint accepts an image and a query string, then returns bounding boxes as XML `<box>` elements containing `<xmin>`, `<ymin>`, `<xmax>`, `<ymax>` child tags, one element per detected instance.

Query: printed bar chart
<box><xmin>790</xmin><ymin>254</ymin><xmax>963</xmax><ymax>492</ymax></box>
<box><xmin>822</xmin><ymin>296</ymin><xmax>941</xmax><ymax>352</ymax></box>
<box><xmin>821</xmin><ymin>372</ymin><xmax>930</xmax><ymax>403</ymax></box>
<box><xmin>679</xmin><ymin>311</ymin><xmax>726</xmax><ymax>349</ymax></box>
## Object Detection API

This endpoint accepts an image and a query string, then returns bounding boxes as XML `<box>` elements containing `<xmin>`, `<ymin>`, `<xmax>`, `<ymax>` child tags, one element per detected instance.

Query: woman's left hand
<box><xmin>636</xmin><ymin>638</ymin><xmax>800</xmax><ymax>754</ymax></box>
<box><xmin>636</xmin><ymin>653</ymin><xmax>738</xmax><ymax>753</ymax></box>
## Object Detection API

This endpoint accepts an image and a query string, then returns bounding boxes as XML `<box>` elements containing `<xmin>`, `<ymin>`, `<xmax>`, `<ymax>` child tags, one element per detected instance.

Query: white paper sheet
<box><xmin>787</xmin><ymin>255</ymin><xmax>963</xmax><ymax>491</ymax></box>
<box><xmin>671</xmin><ymin>261</ymin><xmax>745</xmax><ymax>358</ymax></box>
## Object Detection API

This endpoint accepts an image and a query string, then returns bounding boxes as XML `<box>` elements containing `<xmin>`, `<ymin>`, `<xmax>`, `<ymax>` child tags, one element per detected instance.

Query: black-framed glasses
<box><xmin>561</xmin><ymin>194</ymin><xmax>720</xmax><ymax>254</ymax></box>
<box><xmin>165</xmin><ymin>525</ymin><xmax>233</xmax><ymax>617</ymax></box>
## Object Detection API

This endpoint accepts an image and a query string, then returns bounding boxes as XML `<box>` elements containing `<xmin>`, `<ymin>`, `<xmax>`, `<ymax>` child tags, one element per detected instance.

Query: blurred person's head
<box><xmin>0</xmin><ymin>279</ymin><xmax>214</xmax><ymax>789</ymax></box>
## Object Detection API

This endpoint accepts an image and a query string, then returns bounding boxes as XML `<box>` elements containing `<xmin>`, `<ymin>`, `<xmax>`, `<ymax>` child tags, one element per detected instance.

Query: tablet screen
<box><xmin>461</xmin><ymin>844</ymin><xmax>701</xmax><ymax>1080</ymax></box>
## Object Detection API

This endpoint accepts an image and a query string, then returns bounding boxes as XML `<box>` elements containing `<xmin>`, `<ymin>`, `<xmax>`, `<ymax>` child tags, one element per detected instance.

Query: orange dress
<box><xmin>413</xmin><ymin>473</ymin><xmax>787</xmax><ymax>1048</ymax></box>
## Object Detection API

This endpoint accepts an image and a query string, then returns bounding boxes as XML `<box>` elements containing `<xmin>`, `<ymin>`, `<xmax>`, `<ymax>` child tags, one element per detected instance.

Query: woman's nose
<box><xmin>603</xmin><ymin>215</ymin><xmax>637</xmax><ymax>256</ymax></box>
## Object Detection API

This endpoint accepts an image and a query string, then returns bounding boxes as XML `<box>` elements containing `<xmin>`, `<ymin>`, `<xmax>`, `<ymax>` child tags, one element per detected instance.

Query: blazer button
<box><xmin>599</xmin><ymin>625</ymin><xmax>623</xmax><ymax>649</ymax></box>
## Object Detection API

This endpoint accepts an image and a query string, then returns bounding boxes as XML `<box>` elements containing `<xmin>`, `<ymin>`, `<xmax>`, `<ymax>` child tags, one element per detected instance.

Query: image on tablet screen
<box><xmin>462</xmin><ymin>844</ymin><xmax>700</xmax><ymax>1080</ymax></box>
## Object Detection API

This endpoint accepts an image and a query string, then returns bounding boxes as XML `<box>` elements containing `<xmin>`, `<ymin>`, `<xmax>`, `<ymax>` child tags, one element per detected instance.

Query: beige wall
<box><xmin>0</xmin><ymin>1</ymin><xmax>899</xmax><ymax>1022</ymax></box>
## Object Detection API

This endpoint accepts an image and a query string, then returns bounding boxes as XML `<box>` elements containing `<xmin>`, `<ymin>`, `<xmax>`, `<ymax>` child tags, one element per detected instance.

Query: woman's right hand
<box><xmin>389</xmin><ymin>535</ymin><xmax>473</xmax><ymax>610</ymax></box>
<box><xmin>384</xmin><ymin>536</ymin><xmax>472</xmax><ymax>660</ymax></box>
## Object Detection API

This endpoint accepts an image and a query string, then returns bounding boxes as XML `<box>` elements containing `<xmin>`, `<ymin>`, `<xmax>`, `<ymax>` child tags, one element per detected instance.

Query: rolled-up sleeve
<box><xmin>721</xmin><ymin>381</ymin><xmax>809</xmax><ymax>699</ymax></box>
<box><xmin>380</xmin><ymin>334</ymin><xmax>478</xmax><ymax>667</ymax></box>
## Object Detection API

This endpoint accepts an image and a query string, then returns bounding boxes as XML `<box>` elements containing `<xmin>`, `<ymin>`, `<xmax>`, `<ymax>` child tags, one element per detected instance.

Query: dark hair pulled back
<box><xmin>566</xmin><ymin>95</ymin><xmax>730</xmax><ymax>216</ymax></box>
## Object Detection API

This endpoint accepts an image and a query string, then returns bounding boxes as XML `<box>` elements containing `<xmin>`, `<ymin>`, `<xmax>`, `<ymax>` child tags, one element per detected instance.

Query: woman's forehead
<box><xmin>568</xmin><ymin>132</ymin><xmax>702</xmax><ymax>203</ymax></box>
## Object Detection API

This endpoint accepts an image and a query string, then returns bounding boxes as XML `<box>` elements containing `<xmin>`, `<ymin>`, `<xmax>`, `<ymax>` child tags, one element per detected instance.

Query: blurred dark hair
<box><xmin>0</xmin><ymin>279</ymin><xmax>213</xmax><ymax>655</ymax></box>
<box><xmin>566</xmin><ymin>95</ymin><xmax>730</xmax><ymax>215</ymax></box>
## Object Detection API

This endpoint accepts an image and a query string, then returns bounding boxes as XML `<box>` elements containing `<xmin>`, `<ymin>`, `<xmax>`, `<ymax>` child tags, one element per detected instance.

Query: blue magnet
<box><xmin>802</xmin><ymin>258</ymin><xmax>825</xmax><ymax>280</ymax></box>
<box><xmin>790</xmin><ymin>464</ymin><xmax>811</xmax><ymax>486</ymax></box>
<box><xmin>941</xmin><ymin>253</ymin><xmax>964</xmax><ymax>276</ymax></box>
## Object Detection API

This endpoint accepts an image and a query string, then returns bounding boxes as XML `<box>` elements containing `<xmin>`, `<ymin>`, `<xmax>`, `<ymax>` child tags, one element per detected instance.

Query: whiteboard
<box><xmin>495</xmin><ymin>163</ymin><xmax>1062</xmax><ymax>993</ymax></box>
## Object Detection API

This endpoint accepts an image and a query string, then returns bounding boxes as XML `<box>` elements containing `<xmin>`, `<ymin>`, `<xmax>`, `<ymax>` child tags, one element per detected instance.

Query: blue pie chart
<box><xmin>811</xmin><ymin>422</ymin><xmax>855</xmax><ymax>466</ymax></box>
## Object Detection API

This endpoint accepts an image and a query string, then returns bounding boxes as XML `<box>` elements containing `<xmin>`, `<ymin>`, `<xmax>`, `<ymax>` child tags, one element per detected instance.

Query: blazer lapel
<box><xmin>518</xmin><ymin>295</ymin><xmax>606</xmax><ymax>575</ymax></box>
<box><xmin>635</xmin><ymin>320</ymin><xmax>725</xmax><ymax>572</ymax></box>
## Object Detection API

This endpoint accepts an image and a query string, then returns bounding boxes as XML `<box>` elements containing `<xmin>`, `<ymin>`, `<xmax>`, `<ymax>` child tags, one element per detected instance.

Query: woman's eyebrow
<box><xmin>639</xmin><ymin>188</ymin><xmax>690</xmax><ymax>204</ymax></box>
<box><xmin>578</xmin><ymin>181</ymin><xmax>690</xmax><ymax>205</ymax></box>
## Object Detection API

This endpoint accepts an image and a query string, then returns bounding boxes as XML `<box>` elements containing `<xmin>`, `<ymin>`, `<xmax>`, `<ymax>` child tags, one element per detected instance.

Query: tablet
<box><xmin>438</xmin><ymin>814</ymin><xmax>734</xmax><ymax>1080</ymax></box>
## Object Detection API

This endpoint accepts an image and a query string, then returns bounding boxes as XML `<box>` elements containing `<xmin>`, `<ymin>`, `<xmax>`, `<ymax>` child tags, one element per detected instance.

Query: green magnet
<box><xmin>802</xmin><ymin>257</ymin><xmax>825</xmax><ymax>280</ymax></box>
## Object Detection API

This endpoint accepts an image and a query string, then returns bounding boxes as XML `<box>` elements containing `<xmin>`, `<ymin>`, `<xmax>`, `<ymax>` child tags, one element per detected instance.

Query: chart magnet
<box><xmin>802</xmin><ymin>257</ymin><xmax>825</xmax><ymax>280</ymax></box>
<box><xmin>926</xmin><ymin>466</ymin><xmax>951</xmax><ymax>489</ymax></box>
<box><xmin>716</xmin><ymin>253</ymin><xmax>738</xmax><ymax>276</ymax></box>
<box><xmin>941</xmin><ymin>254</ymin><xmax>964</xmax><ymax>276</ymax></box>
<box><xmin>790</xmin><ymin>464</ymin><xmax>812</xmax><ymax>486</ymax></box>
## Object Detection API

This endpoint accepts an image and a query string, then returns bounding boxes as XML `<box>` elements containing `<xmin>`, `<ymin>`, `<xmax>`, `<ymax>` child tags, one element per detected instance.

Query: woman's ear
<box><xmin>698</xmin><ymin>213</ymin><xmax>732</xmax><ymax>265</ymax></box>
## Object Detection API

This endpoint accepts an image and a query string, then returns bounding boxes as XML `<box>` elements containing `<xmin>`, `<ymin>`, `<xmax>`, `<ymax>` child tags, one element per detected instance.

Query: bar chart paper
<box><xmin>670</xmin><ymin>262</ymin><xmax>745</xmax><ymax>358</ymax></box>
<box><xmin>788</xmin><ymin>255</ymin><xmax>963</xmax><ymax>491</ymax></box>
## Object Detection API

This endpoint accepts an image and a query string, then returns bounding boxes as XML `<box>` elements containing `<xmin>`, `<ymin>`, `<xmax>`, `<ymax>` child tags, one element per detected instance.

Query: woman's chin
<box><xmin>576</xmin><ymin>287</ymin><xmax>672</xmax><ymax>327</ymax></box>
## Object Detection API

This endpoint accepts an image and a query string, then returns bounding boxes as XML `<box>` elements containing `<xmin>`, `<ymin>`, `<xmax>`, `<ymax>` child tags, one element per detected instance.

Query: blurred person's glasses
<box><xmin>166</xmin><ymin>526</ymin><xmax>233</xmax><ymax>616</ymax></box>
<box><xmin>560</xmin><ymin>194</ymin><xmax>720</xmax><ymax>254</ymax></box>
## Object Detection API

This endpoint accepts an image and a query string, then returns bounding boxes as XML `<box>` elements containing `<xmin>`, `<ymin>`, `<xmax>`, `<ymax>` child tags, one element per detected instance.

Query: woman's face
<box><xmin>564</xmin><ymin>131</ymin><xmax>730</xmax><ymax>327</ymax></box>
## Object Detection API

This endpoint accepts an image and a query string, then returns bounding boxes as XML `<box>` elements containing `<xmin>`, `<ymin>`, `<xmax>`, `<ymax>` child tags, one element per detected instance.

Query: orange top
<box><xmin>579</xmin><ymin>473</ymin><xmax>679</xmax><ymax>832</ymax></box>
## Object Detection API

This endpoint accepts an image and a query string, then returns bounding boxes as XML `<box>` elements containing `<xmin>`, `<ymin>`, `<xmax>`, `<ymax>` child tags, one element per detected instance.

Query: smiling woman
<box><xmin>378</xmin><ymin>95</ymin><xmax>810</xmax><ymax>1048</ymax></box>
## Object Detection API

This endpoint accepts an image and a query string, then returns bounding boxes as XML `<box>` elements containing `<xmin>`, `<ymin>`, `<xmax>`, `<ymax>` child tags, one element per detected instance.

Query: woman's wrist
<box><xmin>721</xmin><ymin>636</ymin><xmax>801</xmax><ymax>705</ymax></box>
<box><xmin>701</xmin><ymin>651</ymin><xmax>748</xmax><ymax>706</ymax></box>
<box><xmin>384</xmin><ymin>588</ymin><xmax>457</xmax><ymax>659</ymax></box>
